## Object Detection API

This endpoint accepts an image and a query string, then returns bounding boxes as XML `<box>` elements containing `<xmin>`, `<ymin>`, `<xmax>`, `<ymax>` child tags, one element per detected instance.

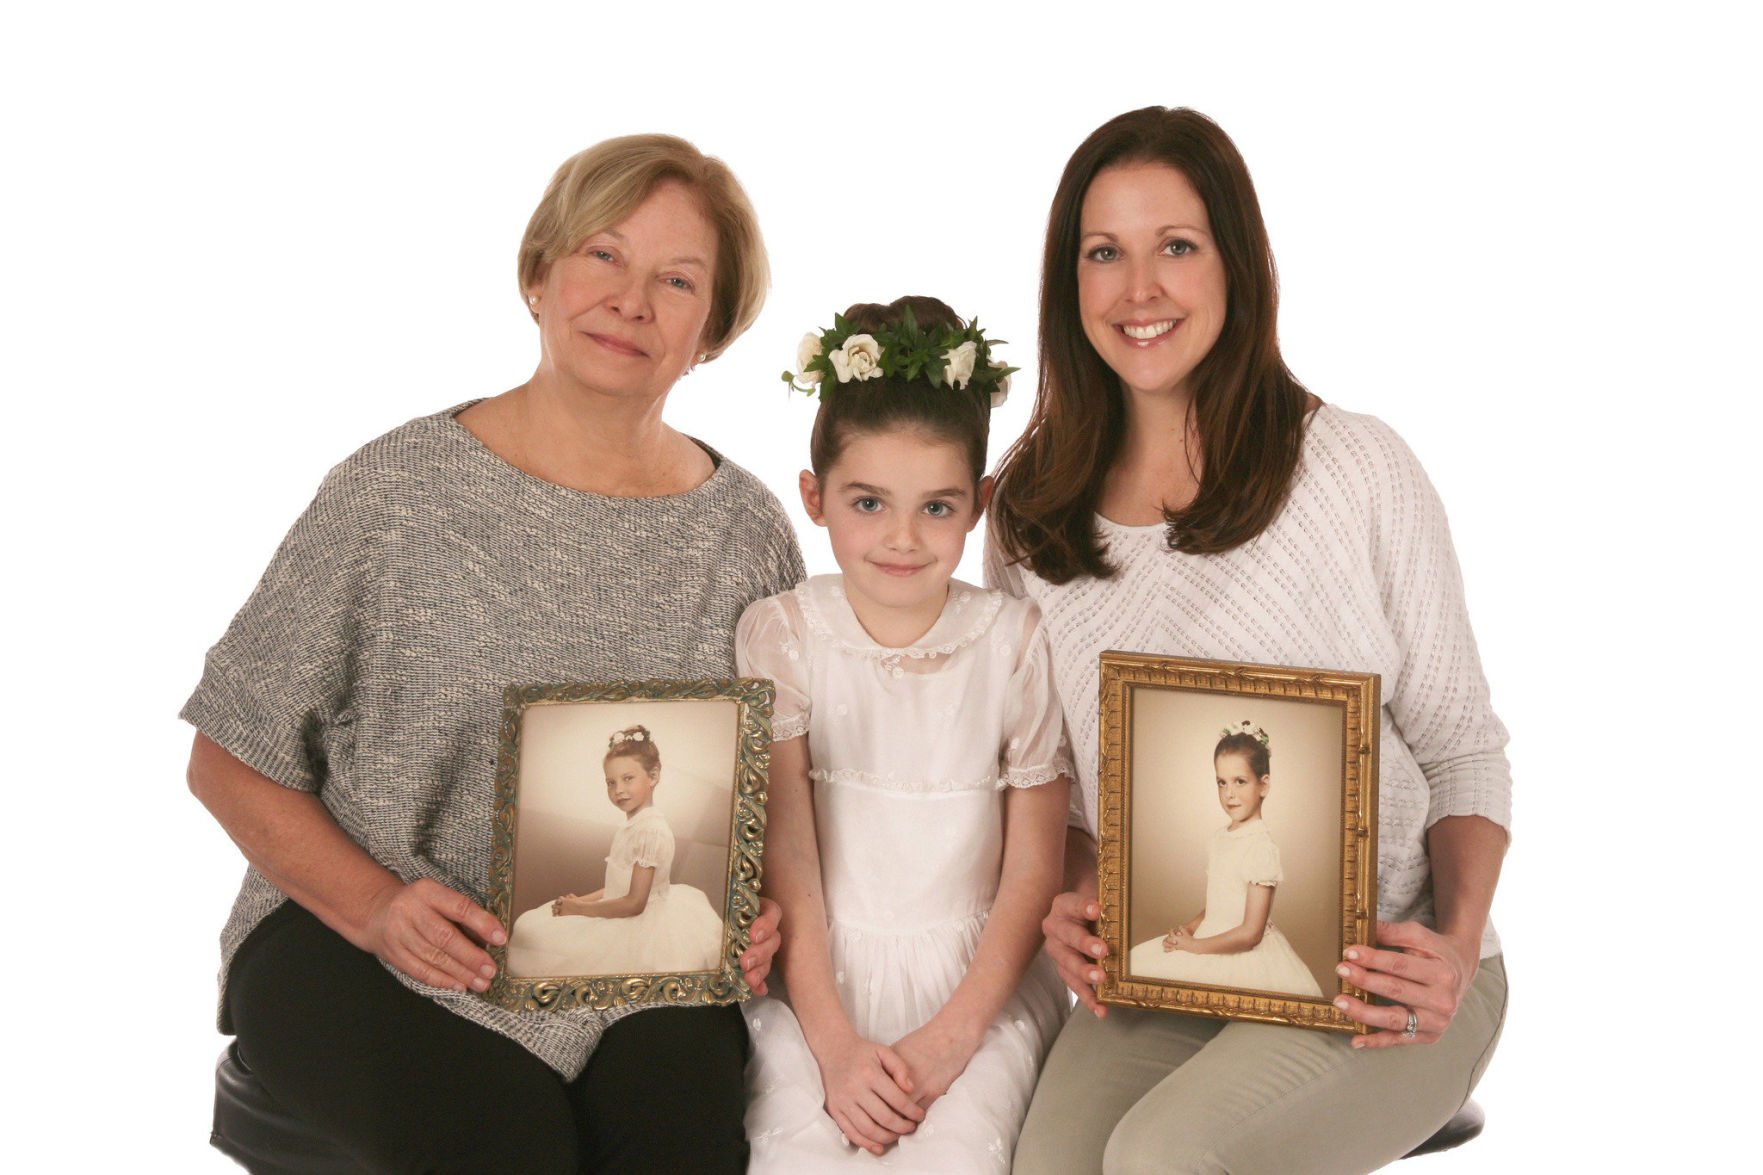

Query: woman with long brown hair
<box><xmin>989</xmin><ymin>107</ymin><xmax>1509</xmax><ymax>1172</ymax></box>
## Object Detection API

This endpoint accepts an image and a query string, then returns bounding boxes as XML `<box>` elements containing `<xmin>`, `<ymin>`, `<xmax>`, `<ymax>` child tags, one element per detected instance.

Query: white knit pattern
<box><xmin>986</xmin><ymin>406</ymin><xmax>1509</xmax><ymax>957</ymax></box>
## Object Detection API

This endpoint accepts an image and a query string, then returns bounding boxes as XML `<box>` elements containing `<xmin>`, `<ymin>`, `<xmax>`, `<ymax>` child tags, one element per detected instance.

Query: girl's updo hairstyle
<box><xmin>604</xmin><ymin>725</ymin><xmax>661</xmax><ymax>777</ymax></box>
<box><xmin>807</xmin><ymin>295</ymin><xmax>991</xmax><ymax>487</ymax></box>
<box><xmin>1214</xmin><ymin>730</ymin><xmax>1270</xmax><ymax>778</ymax></box>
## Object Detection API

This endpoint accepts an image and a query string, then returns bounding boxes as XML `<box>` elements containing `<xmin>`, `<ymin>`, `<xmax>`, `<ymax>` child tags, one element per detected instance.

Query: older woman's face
<box><xmin>528</xmin><ymin>181</ymin><xmax>719</xmax><ymax>406</ymax></box>
<box><xmin>1076</xmin><ymin>162</ymin><xmax>1227</xmax><ymax>404</ymax></box>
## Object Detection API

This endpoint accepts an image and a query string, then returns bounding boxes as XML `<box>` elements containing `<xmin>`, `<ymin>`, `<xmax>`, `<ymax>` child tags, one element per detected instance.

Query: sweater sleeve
<box><xmin>179</xmin><ymin>458</ymin><xmax>378</xmax><ymax>793</ymax></box>
<box><xmin>1364</xmin><ymin>421</ymin><xmax>1512</xmax><ymax>831</ymax></box>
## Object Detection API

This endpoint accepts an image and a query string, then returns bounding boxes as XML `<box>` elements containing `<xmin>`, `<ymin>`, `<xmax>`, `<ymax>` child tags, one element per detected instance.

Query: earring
<box><xmin>527</xmin><ymin>295</ymin><xmax>538</xmax><ymax>307</ymax></box>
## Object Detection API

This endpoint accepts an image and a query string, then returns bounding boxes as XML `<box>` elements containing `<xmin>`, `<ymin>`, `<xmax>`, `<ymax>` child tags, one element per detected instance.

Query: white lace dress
<box><xmin>1126</xmin><ymin>818</ymin><xmax>1323</xmax><ymax>997</ymax></box>
<box><xmin>735</xmin><ymin>576</ymin><xmax>1073</xmax><ymax>1172</ymax></box>
<box><xmin>506</xmin><ymin>805</ymin><xmax>724</xmax><ymax>978</ymax></box>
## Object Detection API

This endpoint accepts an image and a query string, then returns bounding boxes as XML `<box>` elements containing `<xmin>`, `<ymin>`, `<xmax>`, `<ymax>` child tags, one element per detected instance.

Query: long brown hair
<box><xmin>990</xmin><ymin>107</ymin><xmax>1312</xmax><ymax>583</ymax></box>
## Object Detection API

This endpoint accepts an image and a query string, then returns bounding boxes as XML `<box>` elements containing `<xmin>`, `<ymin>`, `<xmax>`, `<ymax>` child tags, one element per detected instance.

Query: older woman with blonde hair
<box><xmin>185</xmin><ymin>134</ymin><xmax>801</xmax><ymax>1173</ymax></box>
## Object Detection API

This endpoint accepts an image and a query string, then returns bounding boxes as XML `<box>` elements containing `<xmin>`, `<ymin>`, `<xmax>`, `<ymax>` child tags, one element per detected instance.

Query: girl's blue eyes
<box><xmin>850</xmin><ymin>498</ymin><xmax>957</xmax><ymax>516</ymax></box>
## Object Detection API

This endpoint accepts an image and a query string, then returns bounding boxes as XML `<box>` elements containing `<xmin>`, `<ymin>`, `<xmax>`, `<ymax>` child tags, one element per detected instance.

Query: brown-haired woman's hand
<box><xmin>1331</xmin><ymin>920</ymin><xmax>1479</xmax><ymax>1048</ymax></box>
<box><xmin>1042</xmin><ymin>887</ymin><xmax>1109</xmax><ymax>1017</ymax></box>
<box><xmin>362</xmin><ymin>878</ymin><xmax>506</xmax><ymax>994</ymax></box>
<box><xmin>741</xmin><ymin>896</ymin><xmax>783</xmax><ymax>995</ymax></box>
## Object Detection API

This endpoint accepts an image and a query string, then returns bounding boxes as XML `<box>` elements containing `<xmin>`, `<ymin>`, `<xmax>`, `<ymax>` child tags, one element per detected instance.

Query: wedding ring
<box><xmin>1402</xmin><ymin>1009</ymin><xmax>1419</xmax><ymax>1039</ymax></box>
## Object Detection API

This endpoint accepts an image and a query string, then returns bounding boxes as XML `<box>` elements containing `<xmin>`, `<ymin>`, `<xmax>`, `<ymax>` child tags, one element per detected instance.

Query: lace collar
<box><xmin>797</xmin><ymin>575</ymin><xmax>1003</xmax><ymax>662</ymax></box>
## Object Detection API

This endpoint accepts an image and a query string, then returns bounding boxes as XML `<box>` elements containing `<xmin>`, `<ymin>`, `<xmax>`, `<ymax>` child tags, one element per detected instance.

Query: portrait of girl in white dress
<box><xmin>1128</xmin><ymin>722</ymin><xmax>1324</xmax><ymax>997</ymax></box>
<box><xmin>507</xmin><ymin>724</ymin><xmax>725</xmax><ymax>978</ymax></box>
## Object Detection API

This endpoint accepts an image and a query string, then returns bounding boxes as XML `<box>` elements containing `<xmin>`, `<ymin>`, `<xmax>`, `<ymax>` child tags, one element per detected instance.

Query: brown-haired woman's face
<box><xmin>527</xmin><ymin>181</ymin><xmax>719</xmax><ymax>406</ymax></box>
<box><xmin>1076</xmin><ymin>162</ymin><xmax>1227</xmax><ymax>403</ymax></box>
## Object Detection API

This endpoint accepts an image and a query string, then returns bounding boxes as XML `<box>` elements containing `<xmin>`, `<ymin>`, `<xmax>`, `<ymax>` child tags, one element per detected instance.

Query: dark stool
<box><xmin>212</xmin><ymin>1043</ymin><xmax>368</xmax><ymax>1174</ymax></box>
<box><xmin>213</xmin><ymin>1041</ymin><xmax>1482</xmax><ymax>1169</ymax></box>
<box><xmin>1403</xmin><ymin>1099</ymin><xmax>1485</xmax><ymax>1159</ymax></box>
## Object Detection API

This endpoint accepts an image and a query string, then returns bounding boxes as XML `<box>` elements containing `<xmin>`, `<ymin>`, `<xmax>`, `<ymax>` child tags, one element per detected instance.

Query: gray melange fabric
<box><xmin>182</xmin><ymin>403</ymin><xmax>805</xmax><ymax>1077</ymax></box>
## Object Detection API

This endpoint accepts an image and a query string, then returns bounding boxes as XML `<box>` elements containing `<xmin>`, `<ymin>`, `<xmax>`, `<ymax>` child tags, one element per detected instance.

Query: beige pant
<box><xmin>1013</xmin><ymin>957</ymin><xmax>1506</xmax><ymax>1175</ymax></box>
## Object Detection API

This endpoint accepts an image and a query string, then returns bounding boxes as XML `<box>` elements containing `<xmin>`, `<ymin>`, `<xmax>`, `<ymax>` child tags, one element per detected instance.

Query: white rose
<box><xmin>988</xmin><ymin>360</ymin><xmax>1011</xmax><ymax>408</ymax></box>
<box><xmin>942</xmin><ymin>340</ymin><xmax>978</xmax><ymax>389</ymax></box>
<box><xmin>830</xmin><ymin>333</ymin><xmax>883</xmax><ymax>382</ymax></box>
<box><xmin>794</xmin><ymin>332</ymin><xmax>823</xmax><ymax>385</ymax></box>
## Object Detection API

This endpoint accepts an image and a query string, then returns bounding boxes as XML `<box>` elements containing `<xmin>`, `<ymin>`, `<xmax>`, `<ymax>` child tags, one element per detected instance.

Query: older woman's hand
<box><xmin>363</xmin><ymin>878</ymin><xmax>506</xmax><ymax>994</ymax></box>
<box><xmin>1332</xmin><ymin>920</ymin><xmax>1479</xmax><ymax>1048</ymax></box>
<box><xmin>741</xmin><ymin>896</ymin><xmax>784</xmax><ymax>995</ymax></box>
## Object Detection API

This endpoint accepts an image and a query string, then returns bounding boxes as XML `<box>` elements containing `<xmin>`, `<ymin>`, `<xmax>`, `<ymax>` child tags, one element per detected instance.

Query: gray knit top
<box><xmin>182</xmin><ymin>403</ymin><xmax>805</xmax><ymax>1077</ymax></box>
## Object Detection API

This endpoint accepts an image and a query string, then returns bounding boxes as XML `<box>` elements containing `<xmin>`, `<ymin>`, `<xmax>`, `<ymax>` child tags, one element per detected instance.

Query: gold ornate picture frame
<box><xmin>1096</xmin><ymin>653</ymin><xmax>1379</xmax><ymax>1032</ymax></box>
<box><xmin>484</xmin><ymin>678</ymin><xmax>772</xmax><ymax>1013</ymax></box>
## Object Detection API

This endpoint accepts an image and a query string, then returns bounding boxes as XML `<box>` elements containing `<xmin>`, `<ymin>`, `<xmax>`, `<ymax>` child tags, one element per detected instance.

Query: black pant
<box><xmin>226</xmin><ymin>901</ymin><xmax>750</xmax><ymax>1174</ymax></box>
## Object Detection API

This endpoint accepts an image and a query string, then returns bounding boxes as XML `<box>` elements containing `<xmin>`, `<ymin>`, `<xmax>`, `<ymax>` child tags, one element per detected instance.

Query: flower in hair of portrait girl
<box><xmin>942</xmin><ymin>340</ymin><xmax>978</xmax><ymax>389</ymax></box>
<box><xmin>829</xmin><ymin>334</ymin><xmax>883</xmax><ymax>382</ymax></box>
<box><xmin>795</xmin><ymin>333</ymin><xmax>823</xmax><ymax>386</ymax></box>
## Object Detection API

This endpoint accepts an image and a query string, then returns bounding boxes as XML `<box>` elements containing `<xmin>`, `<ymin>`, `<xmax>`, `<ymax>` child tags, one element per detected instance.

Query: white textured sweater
<box><xmin>986</xmin><ymin>406</ymin><xmax>1509</xmax><ymax>958</ymax></box>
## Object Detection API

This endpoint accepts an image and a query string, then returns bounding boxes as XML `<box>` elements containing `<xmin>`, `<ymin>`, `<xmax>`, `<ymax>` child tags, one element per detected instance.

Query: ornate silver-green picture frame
<box><xmin>1096</xmin><ymin>653</ymin><xmax>1379</xmax><ymax>1033</ymax></box>
<box><xmin>485</xmin><ymin>678</ymin><xmax>773</xmax><ymax>1013</ymax></box>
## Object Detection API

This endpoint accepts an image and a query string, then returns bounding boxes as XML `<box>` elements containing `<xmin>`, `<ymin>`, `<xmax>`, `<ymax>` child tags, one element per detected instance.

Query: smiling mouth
<box><xmin>586</xmin><ymin>332</ymin><xmax>647</xmax><ymax>357</ymax></box>
<box><xmin>872</xmin><ymin>561</ymin><xmax>927</xmax><ymax>577</ymax></box>
<box><xmin>1119</xmin><ymin>320</ymin><xmax>1177</xmax><ymax>342</ymax></box>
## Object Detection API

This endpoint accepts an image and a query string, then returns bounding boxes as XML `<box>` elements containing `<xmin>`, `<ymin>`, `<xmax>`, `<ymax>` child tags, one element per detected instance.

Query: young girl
<box><xmin>1127</xmin><ymin>723</ymin><xmax>1322</xmax><ymax>997</ymax></box>
<box><xmin>737</xmin><ymin>297</ymin><xmax>1072</xmax><ymax>1171</ymax></box>
<box><xmin>507</xmin><ymin>725</ymin><xmax>724</xmax><ymax>978</ymax></box>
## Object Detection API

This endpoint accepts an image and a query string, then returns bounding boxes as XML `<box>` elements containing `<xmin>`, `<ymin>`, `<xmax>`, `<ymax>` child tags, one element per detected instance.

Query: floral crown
<box><xmin>782</xmin><ymin>305</ymin><xmax>1018</xmax><ymax>409</ymax></box>
<box><xmin>1219</xmin><ymin>720</ymin><xmax>1270</xmax><ymax>748</ymax></box>
<box><xmin>608</xmin><ymin>726</ymin><xmax>650</xmax><ymax>748</ymax></box>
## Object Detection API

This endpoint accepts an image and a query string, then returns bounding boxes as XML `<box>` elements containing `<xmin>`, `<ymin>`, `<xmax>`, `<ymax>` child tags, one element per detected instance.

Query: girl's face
<box><xmin>604</xmin><ymin>755</ymin><xmax>657</xmax><ymax>816</ymax></box>
<box><xmin>1215</xmin><ymin>751</ymin><xmax>1269</xmax><ymax>829</ymax></box>
<box><xmin>1076</xmin><ymin>162</ymin><xmax>1227</xmax><ymax>404</ymax></box>
<box><xmin>800</xmin><ymin>427</ymin><xmax>992</xmax><ymax>642</ymax></box>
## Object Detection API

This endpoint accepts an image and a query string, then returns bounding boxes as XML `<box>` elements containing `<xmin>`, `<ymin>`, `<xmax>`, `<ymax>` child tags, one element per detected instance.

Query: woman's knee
<box><xmin>575</xmin><ymin>1005</ymin><xmax>749</xmax><ymax>1173</ymax></box>
<box><xmin>1103</xmin><ymin>1108</ymin><xmax>1225</xmax><ymax>1175</ymax></box>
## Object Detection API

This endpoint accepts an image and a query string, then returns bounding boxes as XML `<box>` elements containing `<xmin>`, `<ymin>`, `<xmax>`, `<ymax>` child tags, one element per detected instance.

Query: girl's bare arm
<box><xmin>765</xmin><ymin>736</ymin><xmax>923</xmax><ymax>1152</ymax></box>
<box><xmin>555</xmin><ymin>867</ymin><xmax>654</xmax><ymax>918</ymax></box>
<box><xmin>893</xmin><ymin>776</ymin><xmax>1069</xmax><ymax>1106</ymax></box>
<box><xmin>1172</xmin><ymin>883</ymin><xmax>1274</xmax><ymax>954</ymax></box>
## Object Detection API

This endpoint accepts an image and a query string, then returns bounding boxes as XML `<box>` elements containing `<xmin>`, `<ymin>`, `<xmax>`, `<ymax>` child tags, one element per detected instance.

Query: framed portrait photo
<box><xmin>484</xmin><ymin>678</ymin><xmax>772</xmax><ymax>1013</ymax></box>
<box><xmin>1095</xmin><ymin>653</ymin><xmax>1379</xmax><ymax>1032</ymax></box>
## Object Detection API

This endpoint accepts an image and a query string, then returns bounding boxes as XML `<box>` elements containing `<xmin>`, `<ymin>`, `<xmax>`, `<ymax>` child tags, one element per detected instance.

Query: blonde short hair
<box><xmin>517</xmin><ymin>134</ymin><xmax>769</xmax><ymax>362</ymax></box>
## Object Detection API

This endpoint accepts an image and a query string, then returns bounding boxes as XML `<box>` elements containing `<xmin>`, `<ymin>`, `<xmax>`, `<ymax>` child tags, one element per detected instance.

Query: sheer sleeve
<box><xmin>1242</xmin><ymin>836</ymin><xmax>1284</xmax><ymax>887</ymax></box>
<box><xmin>619</xmin><ymin>814</ymin><xmax>676</xmax><ymax>873</ymax></box>
<box><xmin>179</xmin><ymin>459</ymin><xmax>378</xmax><ymax>793</ymax></box>
<box><xmin>998</xmin><ymin>599</ymin><xmax>1075</xmax><ymax>790</ymax></box>
<box><xmin>734</xmin><ymin>592</ymin><xmax>810</xmax><ymax>742</ymax></box>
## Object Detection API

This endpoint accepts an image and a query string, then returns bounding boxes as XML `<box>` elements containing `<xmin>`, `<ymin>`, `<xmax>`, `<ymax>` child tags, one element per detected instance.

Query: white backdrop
<box><xmin>8</xmin><ymin>2</ymin><xmax>1755</xmax><ymax>1169</ymax></box>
